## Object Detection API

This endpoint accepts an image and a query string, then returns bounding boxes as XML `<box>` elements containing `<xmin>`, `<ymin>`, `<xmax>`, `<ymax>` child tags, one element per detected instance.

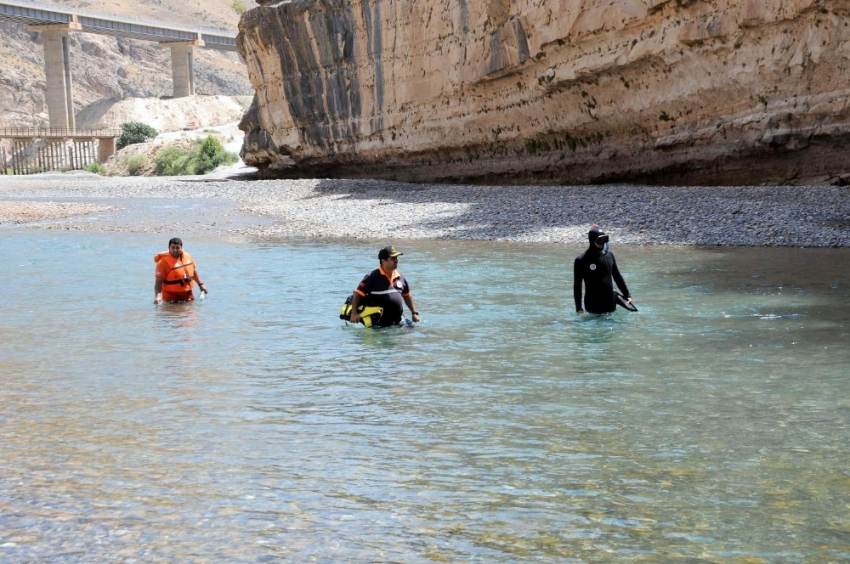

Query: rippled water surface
<box><xmin>2</xmin><ymin>230</ymin><xmax>849</xmax><ymax>563</ymax></box>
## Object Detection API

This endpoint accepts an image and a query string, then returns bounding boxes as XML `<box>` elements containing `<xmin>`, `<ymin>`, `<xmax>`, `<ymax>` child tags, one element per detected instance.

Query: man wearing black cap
<box><xmin>574</xmin><ymin>225</ymin><xmax>633</xmax><ymax>314</ymax></box>
<box><xmin>349</xmin><ymin>246</ymin><xmax>421</xmax><ymax>327</ymax></box>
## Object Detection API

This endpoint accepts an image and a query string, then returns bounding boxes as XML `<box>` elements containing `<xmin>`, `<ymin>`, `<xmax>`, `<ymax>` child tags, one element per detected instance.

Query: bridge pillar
<box><xmin>161</xmin><ymin>39</ymin><xmax>203</xmax><ymax>98</ymax></box>
<box><xmin>29</xmin><ymin>22</ymin><xmax>82</xmax><ymax>130</ymax></box>
<box><xmin>98</xmin><ymin>137</ymin><xmax>116</xmax><ymax>163</ymax></box>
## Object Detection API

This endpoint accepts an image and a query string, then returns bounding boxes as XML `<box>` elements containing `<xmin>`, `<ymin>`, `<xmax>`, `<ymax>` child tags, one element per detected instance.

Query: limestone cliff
<box><xmin>237</xmin><ymin>0</ymin><xmax>850</xmax><ymax>185</ymax></box>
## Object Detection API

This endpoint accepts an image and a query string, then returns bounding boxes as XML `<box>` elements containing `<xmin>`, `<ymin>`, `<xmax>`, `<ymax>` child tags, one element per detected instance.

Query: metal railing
<box><xmin>2</xmin><ymin>137</ymin><xmax>103</xmax><ymax>175</ymax></box>
<box><xmin>0</xmin><ymin>128</ymin><xmax>121</xmax><ymax>139</ymax></box>
<box><xmin>0</xmin><ymin>0</ymin><xmax>238</xmax><ymax>49</ymax></box>
<box><xmin>0</xmin><ymin>0</ymin><xmax>235</xmax><ymax>36</ymax></box>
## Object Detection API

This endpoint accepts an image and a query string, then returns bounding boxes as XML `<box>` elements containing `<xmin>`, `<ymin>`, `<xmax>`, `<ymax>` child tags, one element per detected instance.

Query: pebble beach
<box><xmin>1</xmin><ymin>172</ymin><xmax>848</xmax><ymax>247</ymax></box>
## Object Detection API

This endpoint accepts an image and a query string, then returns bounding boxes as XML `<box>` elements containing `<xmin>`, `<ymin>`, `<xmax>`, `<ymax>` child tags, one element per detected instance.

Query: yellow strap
<box><xmin>340</xmin><ymin>303</ymin><xmax>384</xmax><ymax>325</ymax></box>
<box><xmin>358</xmin><ymin>306</ymin><xmax>383</xmax><ymax>317</ymax></box>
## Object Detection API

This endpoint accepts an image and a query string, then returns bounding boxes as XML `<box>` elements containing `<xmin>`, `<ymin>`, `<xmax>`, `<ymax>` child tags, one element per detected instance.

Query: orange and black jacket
<box><xmin>354</xmin><ymin>267</ymin><xmax>411</xmax><ymax>326</ymax></box>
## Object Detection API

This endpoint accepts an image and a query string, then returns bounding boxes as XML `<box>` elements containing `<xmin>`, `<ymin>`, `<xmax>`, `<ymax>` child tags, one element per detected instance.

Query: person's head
<box><xmin>168</xmin><ymin>237</ymin><xmax>183</xmax><ymax>258</ymax></box>
<box><xmin>588</xmin><ymin>225</ymin><xmax>609</xmax><ymax>250</ymax></box>
<box><xmin>378</xmin><ymin>245</ymin><xmax>403</xmax><ymax>272</ymax></box>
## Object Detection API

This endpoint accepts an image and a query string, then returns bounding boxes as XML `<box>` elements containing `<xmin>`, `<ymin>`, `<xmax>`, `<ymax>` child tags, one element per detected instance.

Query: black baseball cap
<box><xmin>378</xmin><ymin>246</ymin><xmax>403</xmax><ymax>260</ymax></box>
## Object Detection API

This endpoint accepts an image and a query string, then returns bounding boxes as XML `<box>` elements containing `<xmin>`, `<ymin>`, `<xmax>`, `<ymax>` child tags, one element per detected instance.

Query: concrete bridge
<box><xmin>1</xmin><ymin>127</ymin><xmax>120</xmax><ymax>174</ymax></box>
<box><xmin>0</xmin><ymin>0</ymin><xmax>238</xmax><ymax>129</ymax></box>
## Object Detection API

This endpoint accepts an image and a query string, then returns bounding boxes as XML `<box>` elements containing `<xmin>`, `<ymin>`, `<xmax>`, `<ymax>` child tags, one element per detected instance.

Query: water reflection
<box><xmin>571</xmin><ymin>312</ymin><xmax>624</xmax><ymax>340</ymax></box>
<box><xmin>154</xmin><ymin>301</ymin><xmax>200</xmax><ymax>329</ymax></box>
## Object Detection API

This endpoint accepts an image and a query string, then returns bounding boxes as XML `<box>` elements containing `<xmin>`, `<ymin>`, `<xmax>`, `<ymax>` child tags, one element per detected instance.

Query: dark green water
<box><xmin>1</xmin><ymin>230</ymin><xmax>849</xmax><ymax>562</ymax></box>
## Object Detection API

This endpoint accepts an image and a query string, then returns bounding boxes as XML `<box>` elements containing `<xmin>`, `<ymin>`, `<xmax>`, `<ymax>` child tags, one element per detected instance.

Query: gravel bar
<box><xmin>1</xmin><ymin>172</ymin><xmax>848</xmax><ymax>247</ymax></box>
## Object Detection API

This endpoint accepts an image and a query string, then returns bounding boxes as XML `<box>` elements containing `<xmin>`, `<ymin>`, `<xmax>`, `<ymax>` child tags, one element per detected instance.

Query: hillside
<box><xmin>0</xmin><ymin>0</ymin><xmax>252</xmax><ymax>129</ymax></box>
<box><xmin>75</xmin><ymin>95</ymin><xmax>252</xmax><ymax>131</ymax></box>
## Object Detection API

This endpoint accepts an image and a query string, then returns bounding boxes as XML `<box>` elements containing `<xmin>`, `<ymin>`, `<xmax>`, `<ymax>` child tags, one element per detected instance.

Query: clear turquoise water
<box><xmin>1</xmin><ymin>230</ymin><xmax>849</xmax><ymax>562</ymax></box>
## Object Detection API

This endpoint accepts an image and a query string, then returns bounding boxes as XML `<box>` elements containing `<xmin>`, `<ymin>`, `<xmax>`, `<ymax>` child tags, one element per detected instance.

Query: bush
<box><xmin>232</xmin><ymin>0</ymin><xmax>247</xmax><ymax>15</ymax></box>
<box><xmin>126</xmin><ymin>155</ymin><xmax>148</xmax><ymax>176</ymax></box>
<box><xmin>84</xmin><ymin>162</ymin><xmax>104</xmax><ymax>174</ymax></box>
<box><xmin>154</xmin><ymin>146</ymin><xmax>194</xmax><ymax>176</ymax></box>
<box><xmin>152</xmin><ymin>136</ymin><xmax>238</xmax><ymax>176</ymax></box>
<box><xmin>117</xmin><ymin>122</ymin><xmax>158</xmax><ymax>150</ymax></box>
<box><xmin>193</xmin><ymin>136</ymin><xmax>238</xmax><ymax>174</ymax></box>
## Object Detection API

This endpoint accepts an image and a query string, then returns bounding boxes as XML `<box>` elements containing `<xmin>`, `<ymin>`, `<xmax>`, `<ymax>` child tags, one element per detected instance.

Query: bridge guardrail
<box><xmin>0</xmin><ymin>0</ymin><xmax>235</xmax><ymax>37</ymax></box>
<box><xmin>0</xmin><ymin>128</ymin><xmax>121</xmax><ymax>138</ymax></box>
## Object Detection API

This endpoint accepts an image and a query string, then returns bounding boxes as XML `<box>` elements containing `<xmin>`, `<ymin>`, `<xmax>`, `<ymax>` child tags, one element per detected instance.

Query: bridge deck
<box><xmin>0</xmin><ymin>0</ymin><xmax>237</xmax><ymax>51</ymax></box>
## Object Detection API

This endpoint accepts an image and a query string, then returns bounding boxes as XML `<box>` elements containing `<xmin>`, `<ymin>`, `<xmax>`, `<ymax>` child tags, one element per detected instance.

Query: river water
<box><xmin>1</xmin><ymin>229</ymin><xmax>849</xmax><ymax>562</ymax></box>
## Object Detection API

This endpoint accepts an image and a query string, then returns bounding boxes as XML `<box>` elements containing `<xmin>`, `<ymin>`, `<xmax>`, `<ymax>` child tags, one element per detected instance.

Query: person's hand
<box><xmin>199</xmin><ymin>282</ymin><xmax>208</xmax><ymax>294</ymax></box>
<box><xmin>626</xmin><ymin>297</ymin><xmax>632</xmax><ymax>303</ymax></box>
<box><xmin>349</xmin><ymin>312</ymin><xmax>360</xmax><ymax>323</ymax></box>
<box><xmin>154</xmin><ymin>294</ymin><xmax>163</xmax><ymax>304</ymax></box>
<box><xmin>412</xmin><ymin>313</ymin><xmax>420</xmax><ymax>322</ymax></box>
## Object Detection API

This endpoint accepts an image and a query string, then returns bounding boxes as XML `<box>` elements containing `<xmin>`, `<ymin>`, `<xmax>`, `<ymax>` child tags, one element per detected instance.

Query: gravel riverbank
<box><xmin>1</xmin><ymin>173</ymin><xmax>848</xmax><ymax>247</ymax></box>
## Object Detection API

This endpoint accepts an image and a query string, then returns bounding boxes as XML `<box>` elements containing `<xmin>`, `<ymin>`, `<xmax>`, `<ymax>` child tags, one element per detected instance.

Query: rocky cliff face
<box><xmin>237</xmin><ymin>0</ymin><xmax>850</xmax><ymax>185</ymax></box>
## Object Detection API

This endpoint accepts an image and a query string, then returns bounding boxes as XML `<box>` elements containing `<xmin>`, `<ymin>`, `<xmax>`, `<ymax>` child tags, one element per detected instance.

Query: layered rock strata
<box><xmin>237</xmin><ymin>0</ymin><xmax>850</xmax><ymax>185</ymax></box>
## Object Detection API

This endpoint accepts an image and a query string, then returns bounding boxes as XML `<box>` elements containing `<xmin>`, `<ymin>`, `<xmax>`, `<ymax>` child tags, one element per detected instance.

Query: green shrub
<box><xmin>152</xmin><ymin>136</ymin><xmax>238</xmax><ymax>176</ymax></box>
<box><xmin>154</xmin><ymin>146</ymin><xmax>195</xmax><ymax>176</ymax></box>
<box><xmin>117</xmin><ymin>122</ymin><xmax>158</xmax><ymax>150</ymax></box>
<box><xmin>84</xmin><ymin>162</ymin><xmax>104</xmax><ymax>174</ymax></box>
<box><xmin>150</xmin><ymin>136</ymin><xmax>239</xmax><ymax>176</ymax></box>
<box><xmin>193</xmin><ymin>136</ymin><xmax>238</xmax><ymax>174</ymax></box>
<box><xmin>232</xmin><ymin>0</ymin><xmax>247</xmax><ymax>15</ymax></box>
<box><xmin>126</xmin><ymin>155</ymin><xmax>148</xmax><ymax>176</ymax></box>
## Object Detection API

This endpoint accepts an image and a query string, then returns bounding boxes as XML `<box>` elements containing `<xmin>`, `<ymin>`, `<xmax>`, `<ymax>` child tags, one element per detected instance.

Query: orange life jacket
<box><xmin>155</xmin><ymin>251</ymin><xmax>196</xmax><ymax>302</ymax></box>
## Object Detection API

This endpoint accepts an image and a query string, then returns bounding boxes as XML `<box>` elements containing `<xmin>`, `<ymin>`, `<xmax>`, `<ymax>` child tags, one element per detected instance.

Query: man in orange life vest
<box><xmin>154</xmin><ymin>237</ymin><xmax>208</xmax><ymax>304</ymax></box>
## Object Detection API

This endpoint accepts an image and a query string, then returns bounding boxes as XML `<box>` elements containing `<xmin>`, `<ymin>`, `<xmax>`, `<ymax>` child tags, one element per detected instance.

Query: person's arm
<box><xmin>403</xmin><ymin>294</ymin><xmax>420</xmax><ymax>322</ymax></box>
<box><xmin>349</xmin><ymin>292</ymin><xmax>363</xmax><ymax>323</ymax></box>
<box><xmin>154</xmin><ymin>278</ymin><xmax>163</xmax><ymax>304</ymax></box>
<box><xmin>574</xmin><ymin>258</ymin><xmax>585</xmax><ymax>313</ymax></box>
<box><xmin>350</xmin><ymin>272</ymin><xmax>376</xmax><ymax>323</ymax></box>
<box><xmin>611</xmin><ymin>256</ymin><xmax>631</xmax><ymax>301</ymax></box>
<box><xmin>192</xmin><ymin>269</ymin><xmax>207</xmax><ymax>294</ymax></box>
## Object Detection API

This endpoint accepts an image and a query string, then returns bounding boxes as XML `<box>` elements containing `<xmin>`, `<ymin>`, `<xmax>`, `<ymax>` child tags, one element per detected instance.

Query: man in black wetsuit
<box><xmin>349</xmin><ymin>246</ymin><xmax>421</xmax><ymax>327</ymax></box>
<box><xmin>574</xmin><ymin>226</ymin><xmax>633</xmax><ymax>314</ymax></box>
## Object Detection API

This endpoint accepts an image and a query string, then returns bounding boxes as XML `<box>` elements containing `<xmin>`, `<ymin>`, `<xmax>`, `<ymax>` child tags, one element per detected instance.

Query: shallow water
<box><xmin>1</xmin><ymin>230</ymin><xmax>849</xmax><ymax>562</ymax></box>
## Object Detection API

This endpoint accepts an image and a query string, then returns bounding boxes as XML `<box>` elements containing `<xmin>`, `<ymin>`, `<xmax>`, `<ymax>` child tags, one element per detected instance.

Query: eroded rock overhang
<box><xmin>236</xmin><ymin>0</ymin><xmax>850</xmax><ymax>185</ymax></box>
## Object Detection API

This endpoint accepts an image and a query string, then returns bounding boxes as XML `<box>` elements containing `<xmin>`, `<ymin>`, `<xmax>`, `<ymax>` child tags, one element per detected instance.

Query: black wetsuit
<box><xmin>574</xmin><ymin>244</ymin><xmax>631</xmax><ymax>314</ymax></box>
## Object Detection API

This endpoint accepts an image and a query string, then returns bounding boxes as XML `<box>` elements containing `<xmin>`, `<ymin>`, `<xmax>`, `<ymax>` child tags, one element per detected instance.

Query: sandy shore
<box><xmin>1</xmin><ymin>172</ymin><xmax>848</xmax><ymax>247</ymax></box>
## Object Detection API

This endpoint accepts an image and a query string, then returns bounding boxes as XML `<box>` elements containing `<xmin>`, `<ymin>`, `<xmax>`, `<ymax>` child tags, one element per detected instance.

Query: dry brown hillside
<box><xmin>0</xmin><ymin>0</ymin><xmax>252</xmax><ymax>129</ymax></box>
